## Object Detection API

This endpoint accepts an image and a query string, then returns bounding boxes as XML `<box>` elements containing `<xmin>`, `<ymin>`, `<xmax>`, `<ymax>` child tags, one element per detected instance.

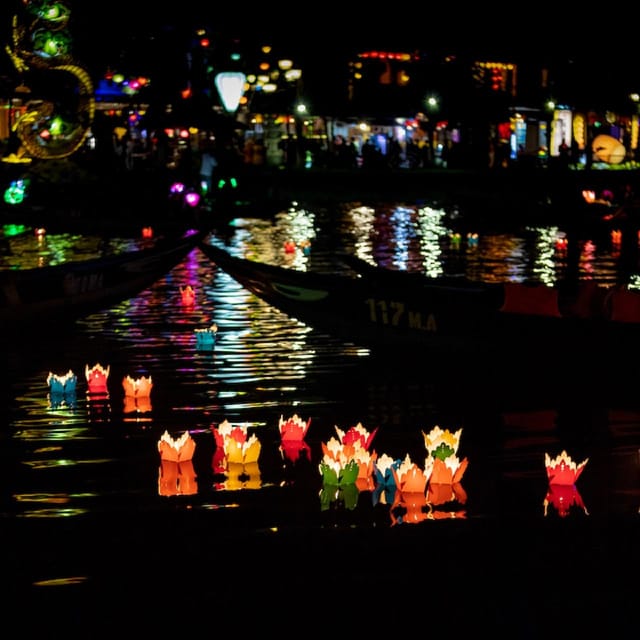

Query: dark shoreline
<box><xmin>3</xmin><ymin>162</ymin><xmax>639</xmax><ymax>229</ymax></box>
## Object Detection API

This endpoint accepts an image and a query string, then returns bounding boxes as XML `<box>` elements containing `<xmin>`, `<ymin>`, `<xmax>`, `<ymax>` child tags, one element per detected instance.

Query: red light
<box><xmin>200</xmin><ymin>38</ymin><xmax>210</xmax><ymax>47</ymax></box>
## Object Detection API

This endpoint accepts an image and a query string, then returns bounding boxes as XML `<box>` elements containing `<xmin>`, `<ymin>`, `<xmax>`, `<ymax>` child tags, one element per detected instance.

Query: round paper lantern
<box><xmin>592</xmin><ymin>134</ymin><xmax>626</xmax><ymax>164</ymax></box>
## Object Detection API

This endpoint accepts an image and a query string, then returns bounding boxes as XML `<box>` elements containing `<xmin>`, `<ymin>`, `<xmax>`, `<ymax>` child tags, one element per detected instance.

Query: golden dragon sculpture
<box><xmin>4</xmin><ymin>0</ymin><xmax>95</xmax><ymax>161</ymax></box>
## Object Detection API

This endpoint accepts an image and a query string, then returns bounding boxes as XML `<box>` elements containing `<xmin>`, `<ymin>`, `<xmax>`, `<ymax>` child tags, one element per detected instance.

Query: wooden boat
<box><xmin>0</xmin><ymin>227</ymin><xmax>205</xmax><ymax>328</ymax></box>
<box><xmin>198</xmin><ymin>241</ymin><xmax>640</xmax><ymax>363</ymax></box>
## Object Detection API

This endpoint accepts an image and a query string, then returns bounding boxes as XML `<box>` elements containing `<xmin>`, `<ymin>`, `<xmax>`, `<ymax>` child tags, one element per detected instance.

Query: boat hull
<box><xmin>199</xmin><ymin>242</ymin><xmax>640</xmax><ymax>364</ymax></box>
<box><xmin>1</xmin><ymin>228</ymin><xmax>204</xmax><ymax>328</ymax></box>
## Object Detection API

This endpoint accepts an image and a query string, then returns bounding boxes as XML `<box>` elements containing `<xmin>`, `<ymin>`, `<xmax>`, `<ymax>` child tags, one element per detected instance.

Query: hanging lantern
<box><xmin>215</xmin><ymin>71</ymin><xmax>247</xmax><ymax>113</ymax></box>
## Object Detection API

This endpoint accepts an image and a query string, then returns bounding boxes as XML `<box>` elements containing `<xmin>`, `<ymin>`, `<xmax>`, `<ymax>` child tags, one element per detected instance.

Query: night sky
<box><xmin>0</xmin><ymin>2</ymin><xmax>610</xmax><ymax>65</ymax></box>
<box><xmin>1</xmin><ymin>1</ymin><xmax>637</xmax><ymax>92</ymax></box>
<box><xmin>65</xmin><ymin>2</ymin><xmax>636</xmax><ymax>65</ymax></box>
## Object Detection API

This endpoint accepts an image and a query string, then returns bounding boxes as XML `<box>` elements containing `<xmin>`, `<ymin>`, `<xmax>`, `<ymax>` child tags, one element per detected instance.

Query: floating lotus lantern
<box><xmin>47</xmin><ymin>370</ymin><xmax>78</xmax><ymax>410</ymax></box>
<box><xmin>318</xmin><ymin>454</ymin><xmax>360</xmax><ymax>511</ymax></box>
<box><xmin>372</xmin><ymin>453</ymin><xmax>402</xmax><ymax>506</ymax></box>
<box><xmin>299</xmin><ymin>239</ymin><xmax>311</xmax><ymax>256</ymax></box>
<box><xmin>423</xmin><ymin>425</ymin><xmax>468</xmax><ymax>485</ymax></box>
<box><xmin>423</xmin><ymin>425</ymin><xmax>462</xmax><ymax>459</ymax></box>
<box><xmin>280</xmin><ymin>413</ymin><xmax>311</xmax><ymax>442</ymax></box>
<box><xmin>122</xmin><ymin>375</ymin><xmax>153</xmax><ymax>413</ymax></box>
<box><xmin>158</xmin><ymin>459</ymin><xmax>198</xmax><ymax>497</ymax></box>
<box><xmin>320</xmin><ymin>429</ymin><xmax>373</xmax><ymax>511</ymax></box>
<box><xmin>335</xmin><ymin>422</ymin><xmax>378</xmax><ymax>450</ymax></box>
<box><xmin>180</xmin><ymin>285</ymin><xmax>196</xmax><ymax>306</ymax></box>
<box><xmin>391</xmin><ymin>454</ymin><xmax>428</xmax><ymax>494</ymax></box>
<box><xmin>211</xmin><ymin>420</ymin><xmax>249</xmax><ymax>451</ymax></box>
<box><xmin>195</xmin><ymin>324</ymin><xmax>217</xmax><ymax>351</ymax></box>
<box><xmin>122</xmin><ymin>374</ymin><xmax>152</xmax><ymax>398</ymax></box>
<box><xmin>279</xmin><ymin>413</ymin><xmax>311</xmax><ymax>463</ymax></box>
<box><xmin>47</xmin><ymin>369</ymin><xmax>77</xmax><ymax>395</ymax></box>
<box><xmin>211</xmin><ymin>420</ymin><xmax>249</xmax><ymax>473</ymax></box>
<box><xmin>545</xmin><ymin>450</ymin><xmax>588</xmax><ymax>485</ymax></box>
<box><xmin>158</xmin><ymin>430</ymin><xmax>196</xmax><ymax>463</ymax></box>
<box><xmin>210</xmin><ymin>420</ymin><xmax>260</xmax><ymax>473</ymax></box>
<box><xmin>543</xmin><ymin>450</ymin><xmax>589</xmax><ymax>517</ymax></box>
<box><xmin>85</xmin><ymin>363</ymin><xmax>110</xmax><ymax>395</ymax></box>
<box><xmin>224</xmin><ymin>433</ymin><xmax>261</xmax><ymax>466</ymax></box>
<box><xmin>319</xmin><ymin>451</ymin><xmax>360</xmax><ymax>486</ymax></box>
<box><xmin>321</xmin><ymin>436</ymin><xmax>356</xmax><ymax>467</ymax></box>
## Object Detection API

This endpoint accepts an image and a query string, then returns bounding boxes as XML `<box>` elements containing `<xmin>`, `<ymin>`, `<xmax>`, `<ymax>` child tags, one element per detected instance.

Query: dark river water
<box><xmin>3</xmin><ymin>199</ymin><xmax>639</xmax><ymax>635</ymax></box>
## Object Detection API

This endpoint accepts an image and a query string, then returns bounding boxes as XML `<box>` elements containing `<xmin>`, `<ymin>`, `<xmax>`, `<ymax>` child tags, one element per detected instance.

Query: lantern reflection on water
<box><xmin>158</xmin><ymin>459</ymin><xmax>198</xmax><ymax>496</ymax></box>
<box><xmin>180</xmin><ymin>285</ymin><xmax>195</xmax><ymax>306</ymax></box>
<box><xmin>123</xmin><ymin>395</ymin><xmax>152</xmax><ymax>415</ymax></box>
<box><xmin>390</xmin><ymin>491</ymin><xmax>430</xmax><ymax>525</ymax></box>
<box><xmin>214</xmin><ymin>461</ymin><xmax>262</xmax><ymax>491</ymax></box>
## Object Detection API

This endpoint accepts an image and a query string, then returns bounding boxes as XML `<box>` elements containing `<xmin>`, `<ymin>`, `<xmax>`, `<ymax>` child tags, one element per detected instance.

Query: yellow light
<box><xmin>285</xmin><ymin>69</ymin><xmax>302</xmax><ymax>82</ymax></box>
